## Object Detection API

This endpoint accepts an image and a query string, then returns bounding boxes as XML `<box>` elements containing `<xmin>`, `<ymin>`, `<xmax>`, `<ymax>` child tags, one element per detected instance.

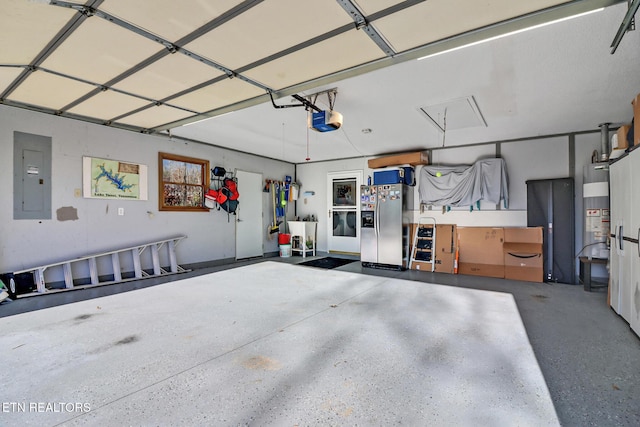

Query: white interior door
<box><xmin>236</xmin><ymin>170</ymin><xmax>263</xmax><ymax>260</ymax></box>
<box><xmin>327</xmin><ymin>170</ymin><xmax>362</xmax><ymax>254</ymax></box>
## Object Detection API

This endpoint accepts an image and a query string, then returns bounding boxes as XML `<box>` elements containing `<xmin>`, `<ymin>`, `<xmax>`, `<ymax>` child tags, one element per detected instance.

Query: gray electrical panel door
<box><xmin>14</xmin><ymin>131</ymin><xmax>52</xmax><ymax>220</ymax></box>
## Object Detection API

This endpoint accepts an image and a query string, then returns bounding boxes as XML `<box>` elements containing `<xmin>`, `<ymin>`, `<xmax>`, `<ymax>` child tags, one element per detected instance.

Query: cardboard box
<box><xmin>504</xmin><ymin>227</ymin><xmax>543</xmax><ymax>244</ymax></box>
<box><xmin>409</xmin><ymin>224</ymin><xmax>457</xmax><ymax>273</ymax></box>
<box><xmin>458</xmin><ymin>263</ymin><xmax>506</xmax><ymax>278</ymax></box>
<box><xmin>434</xmin><ymin>252</ymin><xmax>455</xmax><ymax>273</ymax></box>
<box><xmin>503</xmin><ymin>227</ymin><xmax>543</xmax><ymax>282</ymax></box>
<box><xmin>368</xmin><ymin>151</ymin><xmax>429</xmax><ymax>169</ymax></box>
<box><xmin>457</xmin><ymin>227</ymin><xmax>504</xmax><ymax>278</ymax></box>
<box><xmin>633</xmin><ymin>94</ymin><xmax>640</xmax><ymax>147</ymax></box>
<box><xmin>434</xmin><ymin>223</ymin><xmax>457</xmax><ymax>273</ymax></box>
<box><xmin>615</xmin><ymin>125</ymin><xmax>631</xmax><ymax>150</ymax></box>
<box><xmin>410</xmin><ymin>253</ymin><xmax>455</xmax><ymax>273</ymax></box>
<box><xmin>503</xmin><ymin>243</ymin><xmax>543</xmax><ymax>282</ymax></box>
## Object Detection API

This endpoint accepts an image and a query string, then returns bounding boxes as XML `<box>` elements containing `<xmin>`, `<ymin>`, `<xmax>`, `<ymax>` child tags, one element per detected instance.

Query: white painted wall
<box><xmin>294</xmin><ymin>149</ymin><xmax>530</xmax><ymax>253</ymax></box>
<box><xmin>0</xmin><ymin>106</ymin><xmax>294</xmax><ymax>276</ymax></box>
<box><xmin>575</xmin><ymin>132</ymin><xmax>610</xmax><ymax>279</ymax></box>
<box><xmin>293</xmin><ymin>157</ymin><xmax>369</xmax><ymax>253</ymax></box>
<box><xmin>1</xmin><ymin>104</ymin><xmax>608</xmax><ymax>283</ymax></box>
<box><xmin>501</xmin><ymin>136</ymin><xmax>569</xmax><ymax>210</ymax></box>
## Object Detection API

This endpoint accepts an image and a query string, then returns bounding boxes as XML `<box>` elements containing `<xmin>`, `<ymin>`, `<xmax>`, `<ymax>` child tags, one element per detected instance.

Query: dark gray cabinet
<box><xmin>526</xmin><ymin>178</ymin><xmax>575</xmax><ymax>284</ymax></box>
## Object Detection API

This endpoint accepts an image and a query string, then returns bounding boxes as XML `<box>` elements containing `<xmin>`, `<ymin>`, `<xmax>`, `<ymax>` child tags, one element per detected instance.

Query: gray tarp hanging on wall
<box><xmin>419</xmin><ymin>158</ymin><xmax>509</xmax><ymax>208</ymax></box>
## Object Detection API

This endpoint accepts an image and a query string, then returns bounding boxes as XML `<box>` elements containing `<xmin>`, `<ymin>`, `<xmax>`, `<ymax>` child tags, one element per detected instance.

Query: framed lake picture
<box><xmin>83</xmin><ymin>156</ymin><xmax>148</xmax><ymax>200</ymax></box>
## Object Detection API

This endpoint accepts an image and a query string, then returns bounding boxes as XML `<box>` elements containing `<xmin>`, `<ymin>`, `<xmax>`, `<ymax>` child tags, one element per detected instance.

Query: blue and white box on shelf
<box><xmin>373</xmin><ymin>166</ymin><xmax>415</xmax><ymax>186</ymax></box>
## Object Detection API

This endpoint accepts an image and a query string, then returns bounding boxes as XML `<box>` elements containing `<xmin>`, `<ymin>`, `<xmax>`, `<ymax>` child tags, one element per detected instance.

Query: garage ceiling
<box><xmin>1</xmin><ymin>0</ymin><xmax>638</xmax><ymax>163</ymax></box>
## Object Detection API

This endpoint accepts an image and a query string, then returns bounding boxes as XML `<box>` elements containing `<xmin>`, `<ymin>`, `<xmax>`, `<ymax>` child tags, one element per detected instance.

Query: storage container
<box><xmin>373</xmin><ymin>167</ymin><xmax>415</xmax><ymax>186</ymax></box>
<box><xmin>278</xmin><ymin>233</ymin><xmax>291</xmax><ymax>245</ymax></box>
<box><xmin>279</xmin><ymin>244</ymin><xmax>292</xmax><ymax>257</ymax></box>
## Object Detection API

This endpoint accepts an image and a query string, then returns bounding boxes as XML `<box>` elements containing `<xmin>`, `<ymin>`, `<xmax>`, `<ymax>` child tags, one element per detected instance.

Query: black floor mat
<box><xmin>298</xmin><ymin>257</ymin><xmax>357</xmax><ymax>269</ymax></box>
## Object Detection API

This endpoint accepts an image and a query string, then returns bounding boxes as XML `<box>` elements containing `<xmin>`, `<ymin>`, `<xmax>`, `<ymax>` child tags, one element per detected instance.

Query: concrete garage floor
<box><xmin>1</xmin><ymin>254</ymin><xmax>639</xmax><ymax>426</ymax></box>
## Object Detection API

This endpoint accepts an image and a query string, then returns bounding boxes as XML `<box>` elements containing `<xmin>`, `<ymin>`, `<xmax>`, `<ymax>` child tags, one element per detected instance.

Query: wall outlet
<box><xmin>74</xmin><ymin>188</ymin><xmax>81</xmax><ymax>198</ymax></box>
<box><xmin>118</xmin><ymin>208</ymin><xmax>124</xmax><ymax>216</ymax></box>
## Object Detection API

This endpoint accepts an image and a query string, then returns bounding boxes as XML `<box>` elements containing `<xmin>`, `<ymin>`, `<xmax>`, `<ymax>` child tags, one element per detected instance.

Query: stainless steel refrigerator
<box><xmin>360</xmin><ymin>183</ymin><xmax>414</xmax><ymax>269</ymax></box>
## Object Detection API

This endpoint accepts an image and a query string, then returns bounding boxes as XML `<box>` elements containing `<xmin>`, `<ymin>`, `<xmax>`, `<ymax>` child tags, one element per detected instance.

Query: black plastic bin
<box><xmin>0</xmin><ymin>272</ymin><xmax>36</xmax><ymax>299</ymax></box>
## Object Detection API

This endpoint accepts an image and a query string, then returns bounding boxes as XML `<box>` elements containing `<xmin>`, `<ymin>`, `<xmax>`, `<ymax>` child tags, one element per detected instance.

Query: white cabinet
<box><xmin>630</xmin><ymin>235</ymin><xmax>640</xmax><ymax>335</ymax></box>
<box><xmin>609</xmin><ymin>155</ymin><xmax>626</xmax><ymax>314</ymax></box>
<box><xmin>630</xmin><ymin>250</ymin><xmax>640</xmax><ymax>335</ymax></box>
<box><xmin>288</xmin><ymin>221</ymin><xmax>317</xmax><ymax>258</ymax></box>
<box><xmin>628</xmin><ymin>149</ymin><xmax>640</xmax><ymax>334</ymax></box>
<box><xmin>619</xmin><ymin>155</ymin><xmax>632</xmax><ymax>322</ymax></box>
<box><xmin>609</xmin><ymin>147</ymin><xmax>640</xmax><ymax>336</ymax></box>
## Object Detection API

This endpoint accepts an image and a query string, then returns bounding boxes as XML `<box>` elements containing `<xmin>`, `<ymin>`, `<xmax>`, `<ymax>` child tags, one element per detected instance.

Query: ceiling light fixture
<box><xmin>181</xmin><ymin>112</ymin><xmax>234</xmax><ymax>127</ymax></box>
<box><xmin>417</xmin><ymin>8</ymin><xmax>604</xmax><ymax>61</ymax></box>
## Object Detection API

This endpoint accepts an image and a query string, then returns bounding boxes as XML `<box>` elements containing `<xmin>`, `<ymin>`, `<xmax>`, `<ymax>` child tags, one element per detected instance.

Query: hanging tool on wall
<box><xmin>268</xmin><ymin>181</ymin><xmax>280</xmax><ymax>235</ymax></box>
<box><xmin>265</xmin><ymin>176</ymin><xmax>299</xmax><ymax>235</ymax></box>
<box><xmin>275</xmin><ymin>182</ymin><xmax>284</xmax><ymax>219</ymax></box>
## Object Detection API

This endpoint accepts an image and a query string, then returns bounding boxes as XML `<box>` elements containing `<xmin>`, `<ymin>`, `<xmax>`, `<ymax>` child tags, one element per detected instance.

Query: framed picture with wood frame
<box><xmin>159</xmin><ymin>152</ymin><xmax>210</xmax><ymax>211</ymax></box>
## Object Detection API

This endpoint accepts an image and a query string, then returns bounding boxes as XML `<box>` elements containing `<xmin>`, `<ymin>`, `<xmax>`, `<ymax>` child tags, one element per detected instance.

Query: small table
<box><xmin>288</xmin><ymin>221</ymin><xmax>317</xmax><ymax>258</ymax></box>
<box><xmin>578</xmin><ymin>256</ymin><xmax>608</xmax><ymax>292</ymax></box>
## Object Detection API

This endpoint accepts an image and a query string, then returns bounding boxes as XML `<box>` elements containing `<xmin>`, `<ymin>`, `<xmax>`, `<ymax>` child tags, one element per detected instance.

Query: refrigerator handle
<box><xmin>619</xmin><ymin>225</ymin><xmax>623</xmax><ymax>251</ymax></box>
<box><xmin>615</xmin><ymin>224</ymin><xmax>620</xmax><ymax>253</ymax></box>
<box><xmin>374</xmin><ymin>201</ymin><xmax>378</xmax><ymax>233</ymax></box>
<box><xmin>375</xmin><ymin>195</ymin><xmax>380</xmax><ymax>237</ymax></box>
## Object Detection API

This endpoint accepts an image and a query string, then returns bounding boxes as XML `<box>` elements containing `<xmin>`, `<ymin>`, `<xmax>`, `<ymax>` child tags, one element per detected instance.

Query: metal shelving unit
<box><xmin>409</xmin><ymin>217</ymin><xmax>436</xmax><ymax>271</ymax></box>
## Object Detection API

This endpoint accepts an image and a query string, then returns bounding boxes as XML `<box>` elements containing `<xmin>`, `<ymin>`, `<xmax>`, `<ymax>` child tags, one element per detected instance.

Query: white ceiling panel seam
<box><xmin>48</xmin><ymin>3</ymin><xmax>270</xmax><ymax>90</ymax></box>
<box><xmin>41</xmin><ymin>0</ymin><xmax>273</xmax><ymax>120</ymax></box>
<box><xmin>7</xmin><ymin>65</ymin><xmax>202</xmax><ymax>120</ymax></box>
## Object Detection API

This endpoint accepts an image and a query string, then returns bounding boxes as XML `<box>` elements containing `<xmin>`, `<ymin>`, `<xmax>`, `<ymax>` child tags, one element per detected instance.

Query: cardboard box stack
<box><xmin>503</xmin><ymin>227</ymin><xmax>543</xmax><ymax>283</ymax></box>
<box><xmin>409</xmin><ymin>223</ymin><xmax>458</xmax><ymax>273</ymax></box>
<box><xmin>455</xmin><ymin>226</ymin><xmax>544</xmax><ymax>282</ymax></box>
<box><xmin>408</xmin><ymin>224</ymin><xmax>544</xmax><ymax>281</ymax></box>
